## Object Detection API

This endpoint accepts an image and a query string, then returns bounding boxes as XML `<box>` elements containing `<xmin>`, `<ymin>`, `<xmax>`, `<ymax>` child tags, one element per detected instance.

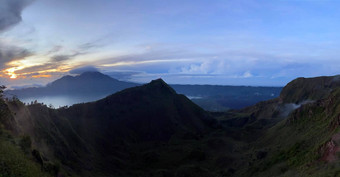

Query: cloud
<box><xmin>69</xmin><ymin>66</ymin><xmax>99</xmax><ymax>74</ymax></box>
<box><xmin>78</xmin><ymin>42</ymin><xmax>101</xmax><ymax>51</ymax></box>
<box><xmin>51</xmin><ymin>52</ymin><xmax>82</xmax><ymax>62</ymax></box>
<box><xmin>0</xmin><ymin>0</ymin><xmax>34</xmax><ymax>32</ymax></box>
<box><xmin>0</xmin><ymin>0</ymin><xmax>34</xmax><ymax>71</ymax></box>
<box><xmin>46</xmin><ymin>45</ymin><xmax>62</xmax><ymax>55</ymax></box>
<box><xmin>104</xmin><ymin>70</ymin><xmax>144</xmax><ymax>81</ymax></box>
<box><xmin>0</xmin><ymin>44</ymin><xmax>31</xmax><ymax>68</ymax></box>
<box><xmin>10</xmin><ymin>83</ymin><xmax>43</xmax><ymax>89</ymax></box>
<box><xmin>51</xmin><ymin>55</ymin><xmax>71</xmax><ymax>62</ymax></box>
<box><xmin>15</xmin><ymin>63</ymin><xmax>60</xmax><ymax>74</ymax></box>
<box><xmin>242</xmin><ymin>71</ymin><xmax>253</xmax><ymax>78</ymax></box>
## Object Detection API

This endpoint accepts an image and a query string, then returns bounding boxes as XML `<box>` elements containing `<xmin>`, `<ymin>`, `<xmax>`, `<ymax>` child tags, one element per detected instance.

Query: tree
<box><xmin>0</xmin><ymin>85</ymin><xmax>6</xmax><ymax>99</ymax></box>
<box><xmin>48</xmin><ymin>104</ymin><xmax>54</xmax><ymax>109</ymax></box>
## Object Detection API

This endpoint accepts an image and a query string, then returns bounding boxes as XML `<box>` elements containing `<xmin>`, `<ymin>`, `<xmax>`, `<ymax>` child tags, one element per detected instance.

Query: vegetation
<box><xmin>3</xmin><ymin>75</ymin><xmax>340</xmax><ymax>176</ymax></box>
<box><xmin>0</xmin><ymin>85</ymin><xmax>5</xmax><ymax>98</ymax></box>
<box><xmin>0</xmin><ymin>96</ymin><xmax>52</xmax><ymax>177</ymax></box>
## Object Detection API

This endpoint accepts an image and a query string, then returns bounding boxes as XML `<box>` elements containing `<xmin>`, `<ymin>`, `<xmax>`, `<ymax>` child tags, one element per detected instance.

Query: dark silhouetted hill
<box><xmin>6</xmin><ymin>79</ymin><xmax>217</xmax><ymax>176</ymax></box>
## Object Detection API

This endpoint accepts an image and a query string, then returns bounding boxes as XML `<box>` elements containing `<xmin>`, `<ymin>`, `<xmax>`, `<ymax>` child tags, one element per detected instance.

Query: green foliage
<box><xmin>43</xmin><ymin>161</ymin><xmax>60</xmax><ymax>176</ymax></box>
<box><xmin>0</xmin><ymin>140</ymin><xmax>51</xmax><ymax>177</ymax></box>
<box><xmin>0</xmin><ymin>85</ymin><xmax>5</xmax><ymax>99</ymax></box>
<box><xmin>19</xmin><ymin>135</ymin><xmax>32</xmax><ymax>154</ymax></box>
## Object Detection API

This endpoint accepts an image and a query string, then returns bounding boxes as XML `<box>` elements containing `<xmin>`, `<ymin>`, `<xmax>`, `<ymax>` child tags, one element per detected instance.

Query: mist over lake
<box><xmin>20</xmin><ymin>95</ymin><xmax>107</xmax><ymax>108</ymax></box>
<box><xmin>19</xmin><ymin>94</ymin><xmax>204</xmax><ymax>108</ymax></box>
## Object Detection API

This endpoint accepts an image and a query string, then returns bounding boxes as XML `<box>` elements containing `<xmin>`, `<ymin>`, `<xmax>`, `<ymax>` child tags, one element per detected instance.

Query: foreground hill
<box><xmin>0</xmin><ymin>99</ymin><xmax>55</xmax><ymax>177</ymax></box>
<box><xmin>6</xmin><ymin>79</ymin><xmax>219</xmax><ymax>176</ymax></box>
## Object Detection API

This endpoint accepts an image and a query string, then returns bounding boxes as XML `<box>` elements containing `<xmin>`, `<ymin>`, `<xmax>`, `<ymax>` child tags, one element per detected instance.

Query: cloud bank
<box><xmin>69</xmin><ymin>66</ymin><xmax>99</xmax><ymax>75</ymax></box>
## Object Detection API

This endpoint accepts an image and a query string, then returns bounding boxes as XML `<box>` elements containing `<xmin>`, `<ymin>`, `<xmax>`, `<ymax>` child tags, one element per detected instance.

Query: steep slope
<box><xmin>219</xmin><ymin>75</ymin><xmax>340</xmax><ymax>177</ymax></box>
<box><xmin>59</xmin><ymin>79</ymin><xmax>216</xmax><ymax>175</ymax></box>
<box><xmin>280</xmin><ymin>75</ymin><xmax>340</xmax><ymax>103</ymax></box>
<box><xmin>0</xmin><ymin>99</ymin><xmax>53</xmax><ymax>177</ymax></box>
<box><xmin>220</xmin><ymin>76</ymin><xmax>340</xmax><ymax>130</ymax></box>
<box><xmin>237</xmin><ymin>88</ymin><xmax>340</xmax><ymax>177</ymax></box>
<box><xmin>65</xmin><ymin>79</ymin><xmax>213</xmax><ymax>141</ymax></box>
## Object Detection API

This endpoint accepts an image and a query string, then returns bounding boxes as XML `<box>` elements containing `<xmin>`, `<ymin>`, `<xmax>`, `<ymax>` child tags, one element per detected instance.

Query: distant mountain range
<box><xmin>6</xmin><ymin>71</ymin><xmax>282</xmax><ymax>111</ymax></box>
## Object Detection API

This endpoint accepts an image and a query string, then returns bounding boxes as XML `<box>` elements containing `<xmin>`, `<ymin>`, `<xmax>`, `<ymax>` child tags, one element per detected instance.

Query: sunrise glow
<box><xmin>10</xmin><ymin>74</ymin><xmax>17</xmax><ymax>79</ymax></box>
<box><xmin>32</xmin><ymin>74</ymin><xmax>52</xmax><ymax>78</ymax></box>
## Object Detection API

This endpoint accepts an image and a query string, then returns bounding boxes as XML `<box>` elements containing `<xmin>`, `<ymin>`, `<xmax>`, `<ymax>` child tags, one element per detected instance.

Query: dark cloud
<box><xmin>77</xmin><ymin>34</ymin><xmax>111</xmax><ymax>51</ymax></box>
<box><xmin>46</xmin><ymin>45</ymin><xmax>62</xmax><ymax>55</ymax></box>
<box><xmin>0</xmin><ymin>0</ymin><xmax>34</xmax><ymax>32</ymax></box>
<box><xmin>0</xmin><ymin>0</ymin><xmax>34</xmax><ymax>68</ymax></box>
<box><xmin>51</xmin><ymin>55</ymin><xmax>70</xmax><ymax>62</ymax></box>
<box><xmin>78</xmin><ymin>42</ymin><xmax>101</xmax><ymax>51</ymax></box>
<box><xmin>0</xmin><ymin>44</ymin><xmax>32</xmax><ymax>68</ymax></box>
<box><xmin>51</xmin><ymin>52</ymin><xmax>81</xmax><ymax>62</ymax></box>
<box><xmin>69</xmin><ymin>66</ymin><xmax>99</xmax><ymax>75</ymax></box>
<box><xmin>47</xmin><ymin>37</ymin><xmax>108</xmax><ymax>65</ymax></box>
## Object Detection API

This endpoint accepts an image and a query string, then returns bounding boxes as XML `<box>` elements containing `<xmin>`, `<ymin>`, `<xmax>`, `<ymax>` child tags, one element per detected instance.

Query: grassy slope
<box><xmin>0</xmin><ymin>99</ymin><xmax>52</xmax><ymax>177</ymax></box>
<box><xmin>234</xmin><ymin>88</ymin><xmax>340</xmax><ymax>177</ymax></box>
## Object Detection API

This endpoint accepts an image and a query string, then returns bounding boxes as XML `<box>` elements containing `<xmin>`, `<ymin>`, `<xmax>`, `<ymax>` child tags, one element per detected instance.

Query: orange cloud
<box><xmin>32</xmin><ymin>74</ymin><xmax>52</xmax><ymax>78</ymax></box>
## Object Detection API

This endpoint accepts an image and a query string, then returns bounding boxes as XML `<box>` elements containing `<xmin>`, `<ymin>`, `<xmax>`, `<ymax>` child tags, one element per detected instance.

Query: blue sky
<box><xmin>1</xmin><ymin>0</ymin><xmax>340</xmax><ymax>87</ymax></box>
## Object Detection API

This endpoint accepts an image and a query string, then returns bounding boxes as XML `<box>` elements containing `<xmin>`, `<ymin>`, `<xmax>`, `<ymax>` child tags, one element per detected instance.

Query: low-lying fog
<box><xmin>20</xmin><ymin>95</ymin><xmax>200</xmax><ymax>108</ymax></box>
<box><xmin>20</xmin><ymin>95</ymin><xmax>107</xmax><ymax>108</ymax></box>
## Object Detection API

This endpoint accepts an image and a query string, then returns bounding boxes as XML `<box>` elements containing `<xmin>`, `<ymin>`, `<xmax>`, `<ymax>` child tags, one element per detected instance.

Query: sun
<box><xmin>3</xmin><ymin>67</ymin><xmax>22</xmax><ymax>79</ymax></box>
<box><xmin>10</xmin><ymin>74</ymin><xmax>18</xmax><ymax>79</ymax></box>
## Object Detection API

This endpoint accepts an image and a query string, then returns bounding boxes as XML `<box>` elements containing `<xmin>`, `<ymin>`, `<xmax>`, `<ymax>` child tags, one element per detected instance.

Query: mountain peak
<box><xmin>146</xmin><ymin>78</ymin><xmax>176</xmax><ymax>95</ymax></box>
<box><xmin>149</xmin><ymin>78</ymin><xmax>167</xmax><ymax>85</ymax></box>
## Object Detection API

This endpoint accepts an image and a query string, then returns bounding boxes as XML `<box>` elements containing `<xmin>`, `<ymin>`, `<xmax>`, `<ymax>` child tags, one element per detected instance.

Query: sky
<box><xmin>1</xmin><ymin>0</ymin><xmax>340</xmax><ymax>87</ymax></box>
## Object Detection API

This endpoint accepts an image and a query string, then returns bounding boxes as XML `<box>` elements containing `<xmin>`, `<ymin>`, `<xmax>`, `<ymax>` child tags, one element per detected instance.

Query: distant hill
<box><xmin>172</xmin><ymin>84</ymin><xmax>282</xmax><ymax>110</ymax></box>
<box><xmin>6</xmin><ymin>71</ymin><xmax>282</xmax><ymax>111</ymax></box>
<box><xmin>6</xmin><ymin>71</ymin><xmax>138</xmax><ymax>97</ymax></box>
